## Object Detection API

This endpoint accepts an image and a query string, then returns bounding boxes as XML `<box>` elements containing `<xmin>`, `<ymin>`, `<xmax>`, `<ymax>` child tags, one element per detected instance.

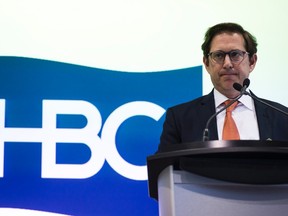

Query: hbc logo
<box><xmin>0</xmin><ymin>99</ymin><xmax>165</xmax><ymax>180</ymax></box>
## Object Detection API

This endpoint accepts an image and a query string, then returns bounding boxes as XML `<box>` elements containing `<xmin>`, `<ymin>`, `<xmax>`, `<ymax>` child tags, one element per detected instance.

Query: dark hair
<box><xmin>201</xmin><ymin>23</ymin><xmax>258</xmax><ymax>58</ymax></box>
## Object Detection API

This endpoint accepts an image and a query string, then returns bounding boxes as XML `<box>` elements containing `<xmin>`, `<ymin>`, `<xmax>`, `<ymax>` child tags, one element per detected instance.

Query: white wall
<box><xmin>1</xmin><ymin>0</ymin><xmax>287</xmax><ymax>106</ymax></box>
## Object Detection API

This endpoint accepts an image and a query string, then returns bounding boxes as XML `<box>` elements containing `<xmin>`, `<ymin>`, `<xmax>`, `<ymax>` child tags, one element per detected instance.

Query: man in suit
<box><xmin>158</xmin><ymin>22</ymin><xmax>288</xmax><ymax>152</ymax></box>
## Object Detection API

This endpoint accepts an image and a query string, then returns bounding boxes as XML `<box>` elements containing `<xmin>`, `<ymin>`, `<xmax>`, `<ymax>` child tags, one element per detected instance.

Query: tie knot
<box><xmin>224</xmin><ymin>100</ymin><xmax>238</xmax><ymax>112</ymax></box>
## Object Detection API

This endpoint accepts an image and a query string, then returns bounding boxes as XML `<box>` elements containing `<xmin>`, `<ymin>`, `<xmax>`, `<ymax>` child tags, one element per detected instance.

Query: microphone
<box><xmin>233</xmin><ymin>78</ymin><xmax>250</xmax><ymax>93</ymax></box>
<box><xmin>234</xmin><ymin>78</ymin><xmax>288</xmax><ymax>117</ymax></box>
<box><xmin>202</xmin><ymin>80</ymin><xmax>249</xmax><ymax>141</ymax></box>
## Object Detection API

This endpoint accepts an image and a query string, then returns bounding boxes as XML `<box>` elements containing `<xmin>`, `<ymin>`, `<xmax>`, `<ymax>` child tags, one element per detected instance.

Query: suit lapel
<box><xmin>252</xmin><ymin>94</ymin><xmax>273</xmax><ymax>140</ymax></box>
<box><xmin>200</xmin><ymin>90</ymin><xmax>219</xmax><ymax>140</ymax></box>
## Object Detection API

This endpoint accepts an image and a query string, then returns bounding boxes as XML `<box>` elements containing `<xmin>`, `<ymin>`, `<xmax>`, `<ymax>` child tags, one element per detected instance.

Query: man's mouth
<box><xmin>220</xmin><ymin>73</ymin><xmax>238</xmax><ymax>77</ymax></box>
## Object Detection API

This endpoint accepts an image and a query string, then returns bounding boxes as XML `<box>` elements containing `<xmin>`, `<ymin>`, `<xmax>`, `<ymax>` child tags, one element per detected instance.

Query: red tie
<box><xmin>222</xmin><ymin>100</ymin><xmax>240</xmax><ymax>140</ymax></box>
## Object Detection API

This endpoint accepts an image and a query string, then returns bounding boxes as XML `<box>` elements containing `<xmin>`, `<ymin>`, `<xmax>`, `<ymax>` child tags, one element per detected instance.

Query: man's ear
<box><xmin>249</xmin><ymin>54</ymin><xmax>257</xmax><ymax>72</ymax></box>
<box><xmin>203</xmin><ymin>56</ymin><xmax>209</xmax><ymax>67</ymax></box>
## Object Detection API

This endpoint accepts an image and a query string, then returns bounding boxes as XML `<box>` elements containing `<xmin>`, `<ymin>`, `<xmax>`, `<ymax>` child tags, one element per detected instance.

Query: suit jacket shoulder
<box><xmin>158</xmin><ymin>91</ymin><xmax>218</xmax><ymax>151</ymax></box>
<box><xmin>252</xmin><ymin>92</ymin><xmax>288</xmax><ymax>141</ymax></box>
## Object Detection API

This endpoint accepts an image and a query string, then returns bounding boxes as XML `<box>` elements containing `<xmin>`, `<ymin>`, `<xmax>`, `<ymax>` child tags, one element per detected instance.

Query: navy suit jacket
<box><xmin>158</xmin><ymin>90</ymin><xmax>288</xmax><ymax>151</ymax></box>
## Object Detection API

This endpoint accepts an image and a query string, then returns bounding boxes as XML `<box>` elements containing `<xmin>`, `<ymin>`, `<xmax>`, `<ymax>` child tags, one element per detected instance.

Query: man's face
<box><xmin>203</xmin><ymin>32</ymin><xmax>257</xmax><ymax>98</ymax></box>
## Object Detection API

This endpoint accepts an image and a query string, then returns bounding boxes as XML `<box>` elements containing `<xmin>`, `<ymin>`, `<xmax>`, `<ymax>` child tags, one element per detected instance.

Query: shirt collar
<box><xmin>213</xmin><ymin>88</ymin><xmax>254</xmax><ymax>110</ymax></box>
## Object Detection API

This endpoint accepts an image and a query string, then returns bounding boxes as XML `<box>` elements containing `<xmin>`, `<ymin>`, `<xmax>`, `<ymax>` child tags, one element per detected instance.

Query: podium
<box><xmin>147</xmin><ymin>140</ymin><xmax>288</xmax><ymax>216</ymax></box>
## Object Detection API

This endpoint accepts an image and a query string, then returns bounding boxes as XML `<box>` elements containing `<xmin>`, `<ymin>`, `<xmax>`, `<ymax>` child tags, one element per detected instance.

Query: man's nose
<box><xmin>223</xmin><ymin>54</ymin><xmax>233</xmax><ymax>68</ymax></box>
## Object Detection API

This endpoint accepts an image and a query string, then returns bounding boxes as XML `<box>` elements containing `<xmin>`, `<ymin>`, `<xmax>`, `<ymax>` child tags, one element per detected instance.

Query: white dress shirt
<box><xmin>214</xmin><ymin>89</ymin><xmax>260</xmax><ymax>140</ymax></box>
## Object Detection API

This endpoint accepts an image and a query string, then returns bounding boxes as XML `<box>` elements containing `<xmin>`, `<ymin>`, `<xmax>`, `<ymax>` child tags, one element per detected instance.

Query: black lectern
<box><xmin>147</xmin><ymin>140</ymin><xmax>288</xmax><ymax>216</ymax></box>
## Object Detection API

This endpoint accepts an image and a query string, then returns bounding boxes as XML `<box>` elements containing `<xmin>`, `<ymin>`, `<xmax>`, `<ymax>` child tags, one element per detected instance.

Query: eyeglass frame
<box><xmin>207</xmin><ymin>49</ymin><xmax>249</xmax><ymax>64</ymax></box>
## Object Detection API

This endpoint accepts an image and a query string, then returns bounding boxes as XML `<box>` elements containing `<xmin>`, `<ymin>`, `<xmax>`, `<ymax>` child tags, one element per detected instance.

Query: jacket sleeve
<box><xmin>157</xmin><ymin>108</ymin><xmax>182</xmax><ymax>152</ymax></box>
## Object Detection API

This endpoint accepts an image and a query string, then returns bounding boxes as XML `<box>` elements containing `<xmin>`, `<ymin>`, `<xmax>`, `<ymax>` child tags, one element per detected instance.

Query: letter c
<box><xmin>101</xmin><ymin>101</ymin><xmax>165</xmax><ymax>180</ymax></box>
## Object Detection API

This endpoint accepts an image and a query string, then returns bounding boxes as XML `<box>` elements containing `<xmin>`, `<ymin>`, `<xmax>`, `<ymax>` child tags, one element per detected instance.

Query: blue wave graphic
<box><xmin>0</xmin><ymin>56</ymin><xmax>202</xmax><ymax>215</ymax></box>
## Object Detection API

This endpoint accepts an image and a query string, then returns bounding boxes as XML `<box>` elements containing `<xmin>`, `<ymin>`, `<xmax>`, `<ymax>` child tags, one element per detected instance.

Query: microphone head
<box><xmin>243</xmin><ymin>78</ymin><xmax>250</xmax><ymax>88</ymax></box>
<box><xmin>233</xmin><ymin>82</ymin><xmax>242</xmax><ymax>92</ymax></box>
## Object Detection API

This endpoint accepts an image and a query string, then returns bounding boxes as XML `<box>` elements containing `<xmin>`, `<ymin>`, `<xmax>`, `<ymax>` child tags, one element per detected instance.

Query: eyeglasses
<box><xmin>208</xmin><ymin>50</ymin><xmax>249</xmax><ymax>64</ymax></box>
